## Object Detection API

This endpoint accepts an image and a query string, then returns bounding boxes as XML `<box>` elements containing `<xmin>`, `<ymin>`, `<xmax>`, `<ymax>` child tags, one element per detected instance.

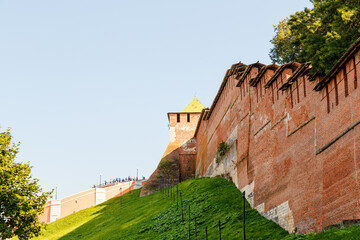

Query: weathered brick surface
<box><xmin>144</xmin><ymin>41</ymin><xmax>360</xmax><ymax>233</ymax></box>
<box><xmin>141</xmin><ymin>112</ymin><xmax>201</xmax><ymax>196</ymax></box>
<box><xmin>194</xmin><ymin>47</ymin><xmax>360</xmax><ymax>233</ymax></box>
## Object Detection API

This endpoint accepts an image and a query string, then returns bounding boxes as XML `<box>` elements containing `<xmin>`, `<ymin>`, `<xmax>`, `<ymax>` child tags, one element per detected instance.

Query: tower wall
<box><xmin>168</xmin><ymin>112</ymin><xmax>201</xmax><ymax>143</ymax></box>
<box><xmin>141</xmin><ymin>109</ymin><xmax>203</xmax><ymax>196</ymax></box>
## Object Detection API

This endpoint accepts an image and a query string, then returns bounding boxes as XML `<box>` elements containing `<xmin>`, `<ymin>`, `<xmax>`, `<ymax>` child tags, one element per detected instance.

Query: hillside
<box><xmin>33</xmin><ymin>177</ymin><xmax>360</xmax><ymax>240</ymax></box>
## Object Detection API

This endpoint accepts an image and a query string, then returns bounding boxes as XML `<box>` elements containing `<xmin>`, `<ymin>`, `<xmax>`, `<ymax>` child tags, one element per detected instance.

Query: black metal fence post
<box><xmin>243</xmin><ymin>191</ymin><xmax>246</xmax><ymax>240</ymax></box>
<box><xmin>188</xmin><ymin>205</ymin><xmax>191</xmax><ymax>240</ymax></box>
<box><xmin>172</xmin><ymin>178</ymin><xmax>175</xmax><ymax>202</ymax></box>
<box><xmin>172</xmin><ymin>177</ymin><xmax>174</xmax><ymax>201</ymax></box>
<box><xmin>176</xmin><ymin>184</ymin><xmax>179</xmax><ymax>210</ymax></box>
<box><xmin>195</xmin><ymin>217</ymin><xmax>197</xmax><ymax>240</ymax></box>
<box><xmin>205</xmin><ymin>226</ymin><xmax>208</xmax><ymax>240</ymax></box>
<box><xmin>218</xmin><ymin>220</ymin><xmax>221</xmax><ymax>240</ymax></box>
<box><xmin>169</xmin><ymin>176</ymin><xmax>171</xmax><ymax>199</ymax></box>
<box><xmin>180</xmin><ymin>192</ymin><xmax>184</xmax><ymax>222</ymax></box>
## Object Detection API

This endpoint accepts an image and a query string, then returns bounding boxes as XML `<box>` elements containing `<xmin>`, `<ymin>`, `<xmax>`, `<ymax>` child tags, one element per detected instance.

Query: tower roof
<box><xmin>182</xmin><ymin>96</ymin><xmax>205</xmax><ymax>113</ymax></box>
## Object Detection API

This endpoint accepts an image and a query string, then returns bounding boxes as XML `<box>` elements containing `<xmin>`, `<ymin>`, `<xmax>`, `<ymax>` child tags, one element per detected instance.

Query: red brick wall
<box><xmin>141</xmin><ymin>112</ymin><xmax>201</xmax><ymax>196</ymax></box>
<box><xmin>195</xmin><ymin>49</ymin><xmax>360</xmax><ymax>232</ymax></box>
<box><xmin>168</xmin><ymin>112</ymin><xmax>201</xmax><ymax>144</ymax></box>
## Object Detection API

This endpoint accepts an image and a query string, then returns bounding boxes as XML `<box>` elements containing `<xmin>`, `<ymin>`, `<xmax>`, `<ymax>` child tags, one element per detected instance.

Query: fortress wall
<box><xmin>105</xmin><ymin>181</ymin><xmax>134</xmax><ymax>200</ymax></box>
<box><xmin>140</xmin><ymin>111</ymin><xmax>201</xmax><ymax>196</ymax></box>
<box><xmin>315</xmin><ymin>50</ymin><xmax>360</xmax><ymax>229</ymax></box>
<box><xmin>197</xmin><ymin>74</ymin><xmax>241</xmax><ymax>180</ymax></box>
<box><xmin>179</xmin><ymin>138</ymin><xmax>197</xmax><ymax>181</ymax></box>
<box><xmin>39</xmin><ymin>202</ymin><xmax>51</xmax><ymax>223</ymax></box>
<box><xmin>60</xmin><ymin>188</ymin><xmax>96</xmax><ymax>218</ymax></box>
<box><xmin>195</xmin><ymin>45</ymin><xmax>360</xmax><ymax>232</ymax></box>
<box><xmin>40</xmin><ymin>181</ymin><xmax>134</xmax><ymax>223</ymax></box>
<box><xmin>195</xmin><ymin>112</ymin><xmax>208</xmax><ymax>176</ymax></box>
<box><xmin>169</xmin><ymin>113</ymin><xmax>200</xmax><ymax>144</ymax></box>
<box><xmin>251</xmin><ymin>70</ymin><xmax>321</xmax><ymax>232</ymax></box>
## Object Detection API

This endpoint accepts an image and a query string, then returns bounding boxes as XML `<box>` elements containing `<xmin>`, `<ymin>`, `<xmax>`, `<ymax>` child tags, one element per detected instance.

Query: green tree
<box><xmin>270</xmin><ymin>0</ymin><xmax>360</xmax><ymax>74</ymax></box>
<box><xmin>269</xmin><ymin>18</ymin><xmax>301</xmax><ymax>64</ymax></box>
<box><xmin>0</xmin><ymin>129</ymin><xmax>52</xmax><ymax>240</ymax></box>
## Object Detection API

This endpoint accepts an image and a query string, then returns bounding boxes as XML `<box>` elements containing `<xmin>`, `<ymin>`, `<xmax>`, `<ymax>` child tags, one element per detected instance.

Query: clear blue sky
<box><xmin>0</xmin><ymin>0</ymin><xmax>312</xmax><ymax>199</ymax></box>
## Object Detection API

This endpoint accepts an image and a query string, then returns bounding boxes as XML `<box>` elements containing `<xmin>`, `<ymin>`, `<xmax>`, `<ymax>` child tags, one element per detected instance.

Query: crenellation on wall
<box><xmin>193</xmin><ymin>37</ymin><xmax>360</xmax><ymax>233</ymax></box>
<box><xmin>143</xmin><ymin>37</ymin><xmax>360</xmax><ymax>233</ymax></box>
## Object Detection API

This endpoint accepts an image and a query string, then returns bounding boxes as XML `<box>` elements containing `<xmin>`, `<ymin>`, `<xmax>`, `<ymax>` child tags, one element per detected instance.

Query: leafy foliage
<box><xmin>216</xmin><ymin>141</ymin><xmax>229</xmax><ymax>164</ymax></box>
<box><xmin>270</xmin><ymin>0</ymin><xmax>360</xmax><ymax>74</ymax></box>
<box><xmin>158</xmin><ymin>158</ymin><xmax>174</xmax><ymax>176</ymax></box>
<box><xmin>269</xmin><ymin>18</ymin><xmax>301</xmax><ymax>64</ymax></box>
<box><xmin>0</xmin><ymin>129</ymin><xmax>52</xmax><ymax>239</ymax></box>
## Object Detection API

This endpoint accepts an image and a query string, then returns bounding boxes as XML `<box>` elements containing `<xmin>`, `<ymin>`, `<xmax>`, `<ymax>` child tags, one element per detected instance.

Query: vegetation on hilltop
<box><xmin>270</xmin><ymin>0</ymin><xmax>360</xmax><ymax>74</ymax></box>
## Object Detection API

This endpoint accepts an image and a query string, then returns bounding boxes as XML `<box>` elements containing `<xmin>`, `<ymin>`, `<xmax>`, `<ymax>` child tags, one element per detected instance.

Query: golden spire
<box><xmin>182</xmin><ymin>95</ymin><xmax>204</xmax><ymax>113</ymax></box>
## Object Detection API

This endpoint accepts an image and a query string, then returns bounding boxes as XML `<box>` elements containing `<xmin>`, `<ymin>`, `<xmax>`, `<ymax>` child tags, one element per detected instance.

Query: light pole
<box><xmin>136</xmin><ymin>168</ymin><xmax>138</xmax><ymax>180</ymax></box>
<box><xmin>55</xmin><ymin>186</ymin><xmax>58</xmax><ymax>200</ymax></box>
<box><xmin>99</xmin><ymin>174</ymin><xmax>102</xmax><ymax>186</ymax></box>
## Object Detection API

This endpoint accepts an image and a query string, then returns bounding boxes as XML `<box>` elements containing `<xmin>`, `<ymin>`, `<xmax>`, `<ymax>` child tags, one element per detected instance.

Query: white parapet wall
<box><xmin>41</xmin><ymin>179</ymin><xmax>147</xmax><ymax>224</ymax></box>
<box><xmin>134</xmin><ymin>180</ymin><xmax>146</xmax><ymax>189</ymax></box>
<box><xmin>95</xmin><ymin>188</ymin><xmax>106</xmax><ymax>205</ymax></box>
<box><xmin>49</xmin><ymin>200</ymin><xmax>61</xmax><ymax>223</ymax></box>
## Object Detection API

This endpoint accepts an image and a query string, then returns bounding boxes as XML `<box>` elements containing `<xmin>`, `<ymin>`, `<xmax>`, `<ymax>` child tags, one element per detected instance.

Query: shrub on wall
<box><xmin>215</xmin><ymin>141</ymin><xmax>229</xmax><ymax>164</ymax></box>
<box><xmin>158</xmin><ymin>159</ymin><xmax>175</xmax><ymax>176</ymax></box>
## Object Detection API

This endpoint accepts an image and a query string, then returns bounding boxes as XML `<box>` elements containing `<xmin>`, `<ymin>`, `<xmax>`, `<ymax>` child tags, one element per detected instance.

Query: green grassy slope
<box><xmin>34</xmin><ymin>178</ymin><xmax>288</xmax><ymax>240</ymax></box>
<box><xmin>33</xmin><ymin>177</ymin><xmax>360</xmax><ymax>240</ymax></box>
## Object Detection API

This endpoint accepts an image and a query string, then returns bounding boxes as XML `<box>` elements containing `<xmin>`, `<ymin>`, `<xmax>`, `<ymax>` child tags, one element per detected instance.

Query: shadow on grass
<box><xmin>55</xmin><ymin>189</ymin><xmax>172</xmax><ymax>240</ymax></box>
<box><xmin>42</xmin><ymin>178</ymin><xmax>290</xmax><ymax>240</ymax></box>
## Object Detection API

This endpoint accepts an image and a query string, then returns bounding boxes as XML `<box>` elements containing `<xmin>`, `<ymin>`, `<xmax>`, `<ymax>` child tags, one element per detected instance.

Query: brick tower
<box><xmin>167</xmin><ymin>96</ymin><xmax>204</xmax><ymax>180</ymax></box>
<box><xmin>140</xmin><ymin>96</ymin><xmax>204</xmax><ymax>196</ymax></box>
<box><xmin>168</xmin><ymin>96</ymin><xmax>204</xmax><ymax>144</ymax></box>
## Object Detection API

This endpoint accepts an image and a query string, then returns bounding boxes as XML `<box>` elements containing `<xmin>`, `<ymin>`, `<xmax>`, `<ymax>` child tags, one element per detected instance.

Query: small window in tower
<box><xmin>187</xmin><ymin>113</ymin><xmax>190</xmax><ymax>122</ymax></box>
<box><xmin>177</xmin><ymin>113</ymin><xmax>180</xmax><ymax>122</ymax></box>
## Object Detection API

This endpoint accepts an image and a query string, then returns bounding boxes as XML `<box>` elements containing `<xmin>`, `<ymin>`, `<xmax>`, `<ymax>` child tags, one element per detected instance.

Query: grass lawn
<box><xmin>32</xmin><ymin>177</ymin><xmax>360</xmax><ymax>240</ymax></box>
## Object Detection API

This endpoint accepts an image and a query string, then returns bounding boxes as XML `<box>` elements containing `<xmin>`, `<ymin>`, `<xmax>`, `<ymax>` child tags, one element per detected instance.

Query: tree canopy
<box><xmin>270</xmin><ymin>0</ymin><xmax>360</xmax><ymax>74</ymax></box>
<box><xmin>0</xmin><ymin>129</ymin><xmax>52</xmax><ymax>240</ymax></box>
